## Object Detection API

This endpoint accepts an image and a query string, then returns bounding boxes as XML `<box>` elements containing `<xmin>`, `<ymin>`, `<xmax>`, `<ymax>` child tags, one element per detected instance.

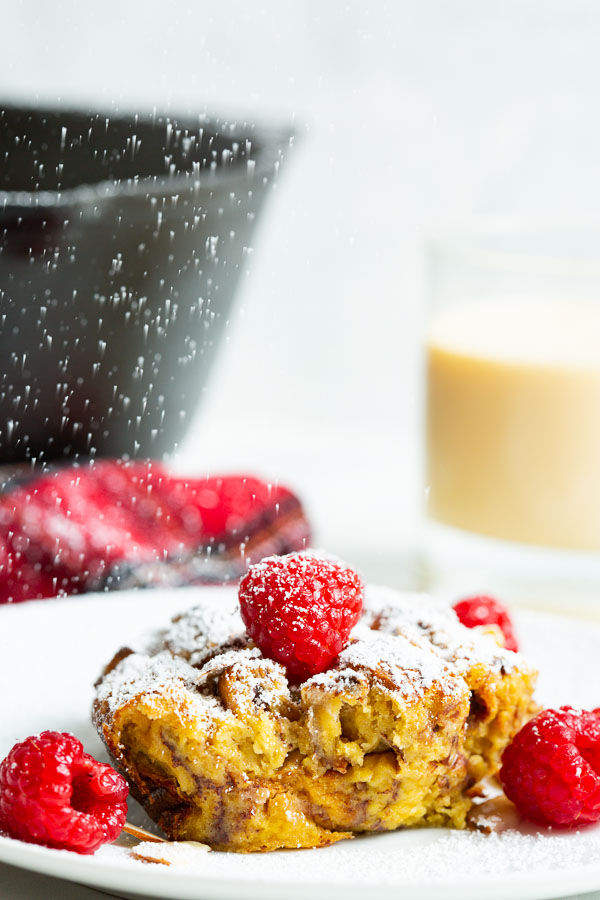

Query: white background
<box><xmin>3</xmin><ymin>0</ymin><xmax>600</xmax><ymax>579</ymax></box>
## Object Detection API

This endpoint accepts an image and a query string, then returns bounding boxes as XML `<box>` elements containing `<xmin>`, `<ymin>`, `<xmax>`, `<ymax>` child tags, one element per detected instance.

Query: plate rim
<box><xmin>1</xmin><ymin>591</ymin><xmax>600</xmax><ymax>900</ymax></box>
<box><xmin>3</xmin><ymin>830</ymin><xmax>600</xmax><ymax>900</ymax></box>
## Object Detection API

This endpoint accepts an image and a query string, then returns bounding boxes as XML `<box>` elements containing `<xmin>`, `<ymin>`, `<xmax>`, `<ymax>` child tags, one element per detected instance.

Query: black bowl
<box><xmin>0</xmin><ymin>104</ymin><xmax>292</xmax><ymax>462</ymax></box>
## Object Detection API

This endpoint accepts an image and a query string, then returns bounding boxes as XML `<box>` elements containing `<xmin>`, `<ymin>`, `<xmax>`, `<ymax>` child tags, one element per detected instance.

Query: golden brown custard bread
<box><xmin>93</xmin><ymin>587</ymin><xmax>537</xmax><ymax>851</ymax></box>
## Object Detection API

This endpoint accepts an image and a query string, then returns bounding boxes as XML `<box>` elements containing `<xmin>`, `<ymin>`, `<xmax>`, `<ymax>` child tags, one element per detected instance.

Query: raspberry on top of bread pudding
<box><xmin>93</xmin><ymin>554</ymin><xmax>537</xmax><ymax>852</ymax></box>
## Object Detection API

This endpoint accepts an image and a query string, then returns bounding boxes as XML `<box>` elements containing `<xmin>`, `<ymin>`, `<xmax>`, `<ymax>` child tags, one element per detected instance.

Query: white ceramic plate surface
<box><xmin>1</xmin><ymin>587</ymin><xmax>600</xmax><ymax>900</ymax></box>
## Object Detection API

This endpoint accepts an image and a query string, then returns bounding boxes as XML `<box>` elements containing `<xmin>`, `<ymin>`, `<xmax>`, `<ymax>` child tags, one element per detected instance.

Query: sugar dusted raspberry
<box><xmin>452</xmin><ymin>594</ymin><xmax>518</xmax><ymax>652</ymax></box>
<box><xmin>239</xmin><ymin>552</ymin><xmax>364</xmax><ymax>682</ymax></box>
<box><xmin>500</xmin><ymin>707</ymin><xmax>600</xmax><ymax>827</ymax></box>
<box><xmin>0</xmin><ymin>731</ymin><xmax>128</xmax><ymax>853</ymax></box>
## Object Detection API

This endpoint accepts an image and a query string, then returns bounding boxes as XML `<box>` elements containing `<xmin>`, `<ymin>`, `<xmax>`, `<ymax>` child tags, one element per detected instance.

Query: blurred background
<box><xmin>3</xmin><ymin>0</ymin><xmax>600</xmax><ymax>585</ymax></box>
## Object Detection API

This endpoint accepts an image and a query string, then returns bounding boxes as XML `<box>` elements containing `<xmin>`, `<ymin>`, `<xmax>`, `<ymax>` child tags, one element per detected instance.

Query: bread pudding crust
<box><xmin>93</xmin><ymin>589</ymin><xmax>537</xmax><ymax>852</ymax></box>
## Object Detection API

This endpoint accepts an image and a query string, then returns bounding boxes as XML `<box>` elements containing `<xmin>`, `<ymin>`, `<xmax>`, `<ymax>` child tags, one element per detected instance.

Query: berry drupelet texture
<box><xmin>500</xmin><ymin>707</ymin><xmax>600</xmax><ymax>827</ymax></box>
<box><xmin>0</xmin><ymin>731</ymin><xmax>128</xmax><ymax>853</ymax></box>
<box><xmin>239</xmin><ymin>552</ymin><xmax>364</xmax><ymax>682</ymax></box>
<box><xmin>453</xmin><ymin>595</ymin><xmax>518</xmax><ymax>652</ymax></box>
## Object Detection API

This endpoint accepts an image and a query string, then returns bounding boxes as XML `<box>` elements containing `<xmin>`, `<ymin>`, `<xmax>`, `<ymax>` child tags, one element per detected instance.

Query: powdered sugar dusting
<box><xmin>241</xmin><ymin>549</ymin><xmax>359</xmax><ymax>607</ymax></box>
<box><xmin>195</xmin><ymin>645</ymin><xmax>262</xmax><ymax>682</ymax></box>
<box><xmin>98</xmin><ymin>823</ymin><xmax>600</xmax><ymax>887</ymax></box>
<box><xmin>247</xmin><ymin>547</ymin><xmax>348</xmax><ymax>573</ymax></box>
<box><xmin>358</xmin><ymin>827</ymin><xmax>600</xmax><ymax>883</ymax></box>
<box><xmin>364</xmin><ymin>585</ymin><xmax>526</xmax><ymax>675</ymax></box>
<box><xmin>95</xmin><ymin>650</ymin><xmax>224</xmax><ymax>721</ymax></box>
<box><xmin>165</xmin><ymin>603</ymin><xmax>246</xmax><ymax>666</ymax></box>
<box><xmin>95</xmin><ymin>638</ymin><xmax>293</xmax><ymax>728</ymax></box>
<box><xmin>96</xmin><ymin>583</ymin><xmax>535</xmax><ymax>724</ymax></box>
<box><xmin>325</xmin><ymin>626</ymin><xmax>465</xmax><ymax>701</ymax></box>
<box><xmin>202</xmin><ymin>652</ymin><xmax>292</xmax><ymax>713</ymax></box>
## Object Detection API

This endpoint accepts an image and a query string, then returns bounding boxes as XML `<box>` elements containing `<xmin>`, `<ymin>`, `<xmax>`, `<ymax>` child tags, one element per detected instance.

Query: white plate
<box><xmin>1</xmin><ymin>588</ymin><xmax>600</xmax><ymax>900</ymax></box>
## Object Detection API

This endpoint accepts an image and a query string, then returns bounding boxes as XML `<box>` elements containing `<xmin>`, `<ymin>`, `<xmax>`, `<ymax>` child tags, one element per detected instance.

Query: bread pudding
<box><xmin>93</xmin><ymin>586</ymin><xmax>537</xmax><ymax>851</ymax></box>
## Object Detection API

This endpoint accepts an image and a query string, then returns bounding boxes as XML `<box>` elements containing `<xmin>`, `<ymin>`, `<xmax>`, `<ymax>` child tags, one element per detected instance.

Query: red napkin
<box><xmin>0</xmin><ymin>461</ymin><xmax>311</xmax><ymax>603</ymax></box>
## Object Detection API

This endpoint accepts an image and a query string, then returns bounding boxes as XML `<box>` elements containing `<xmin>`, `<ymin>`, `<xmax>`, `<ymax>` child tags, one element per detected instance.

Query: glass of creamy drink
<box><xmin>424</xmin><ymin>219</ymin><xmax>600</xmax><ymax>611</ymax></box>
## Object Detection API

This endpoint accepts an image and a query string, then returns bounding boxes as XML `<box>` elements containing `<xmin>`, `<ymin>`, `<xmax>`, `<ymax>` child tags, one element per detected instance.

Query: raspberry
<box><xmin>239</xmin><ymin>552</ymin><xmax>364</xmax><ymax>682</ymax></box>
<box><xmin>0</xmin><ymin>731</ymin><xmax>128</xmax><ymax>853</ymax></box>
<box><xmin>452</xmin><ymin>594</ymin><xmax>518</xmax><ymax>652</ymax></box>
<box><xmin>500</xmin><ymin>707</ymin><xmax>600</xmax><ymax>827</ymax></box>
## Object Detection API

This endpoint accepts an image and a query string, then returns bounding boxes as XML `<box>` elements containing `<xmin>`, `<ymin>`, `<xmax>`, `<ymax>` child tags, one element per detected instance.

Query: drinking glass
<box><xmin>424</xmin><ymin>218</ymin><xmax>600</xmax><ymax>612</ymax></box>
